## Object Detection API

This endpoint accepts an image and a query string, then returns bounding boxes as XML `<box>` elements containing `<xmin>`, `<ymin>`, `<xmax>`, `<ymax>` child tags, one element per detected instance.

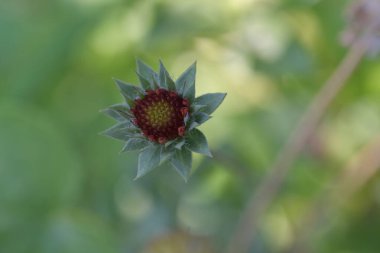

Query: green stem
<box><xmin>226</xmin><ymin>25</ymin><xmax>372</xmax><ymax>253</ymax></box>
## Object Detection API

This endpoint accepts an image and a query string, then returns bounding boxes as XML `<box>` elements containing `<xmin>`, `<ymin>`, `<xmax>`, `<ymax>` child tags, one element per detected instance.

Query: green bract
<box><xmin>101</xmin><ymin>60</ymin><xmax>226</xmax><ymax>181</ymax></box>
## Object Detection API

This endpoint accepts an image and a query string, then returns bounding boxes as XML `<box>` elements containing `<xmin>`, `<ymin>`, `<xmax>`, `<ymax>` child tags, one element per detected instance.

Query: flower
<box><xmin>101</xmin><ymin>60</ymin><xmax>226</xmax><ymax>181</ymax></box>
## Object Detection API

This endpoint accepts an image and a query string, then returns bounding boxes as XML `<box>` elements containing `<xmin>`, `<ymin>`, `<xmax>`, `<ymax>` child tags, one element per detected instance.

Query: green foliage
<box><xmin>136</xmin><ymin>145</ymin><xmax>161</xmax><ymax>180</ymax></box>
<box><xmin>194</xmin><ymin>93</ymin><xmax>227</xmax><ymax>115</ymax></box>
<box><xmin>175</xmin><ymin>61</ymin><xmax>196</xmax><ymax>101</ymax></box>
<box><xmin>1</xmin><ymin>0</ymin><xmax>380</xmax><ymax>252</ymax></box>
<box><xmin>185</xmin><ymin>129</ymin><xmax>212</xmax><ymax>157</ymax></box>
<box><xmin>170</xmin><ymin>148</ymin><xmax>193</xmax><ymax>182</ymax></box>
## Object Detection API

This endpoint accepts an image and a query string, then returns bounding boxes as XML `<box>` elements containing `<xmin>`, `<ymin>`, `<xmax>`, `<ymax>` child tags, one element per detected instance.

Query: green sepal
<box><xmin>121</xmin><ymin>138</ymin><xmax>150</xmax><ymax>152</ymax></box>
<box><xmin>100</xmin><ymin>104</ymin><xmax>131</xmax><ymax>122</ymax></box>
<box><xmin>194</xmin><ymin>93</ymin><xmax>226</xmax><ymax>115</ymax></box>
<box><xmin>186</xmin><ymin>111</ymin><xmax>210</xmax><ymax>131</ymax></box>
<box><xmin>193</xmin><ymin>112</ymin><xmax>211</xmax><ymax>125</ymax></box>
<box><xmin>190</xmin><ymin>104</ymin><xmax>206</xmax><ymax>114</ymax></box>
<box><xmin>136</xmin><ymin>72</ymin><xmax>151</xmax><ymax>90</ymax></box>
<box><xmin>175</xmin><ymin>61</ymin><xmax>196</xmax><ymax>101</ymax></box>
<box><xmin>185</xmin><ymin>128</ymin><xmax>212</xmax><ymax>157</ymax></box>
<box><xmin>114</xmin><ymin>78</ymin><xmax>144</xmax><ymax>106</ymax></box>
<box><xmin>135</xmin><ymin>145</ymin><xmax>161</xmax><ymax>180</ymax></box>
<box><xmin>136</xmin><ymin>59</ymin><xmax>158</xmax><ymax>90</ymax></box>
<box><xmin>164</xmin><ymin>138</ymin><xmax>185</xmax><ymax>150</ymax></box>
<box><xmin>170</xmin><ymin>148</ymin><xmax>192</xmax><ymax>182</ymax></box>
<box><xmin>174</xmin><ymin>139</ymin><xmax>186</xmax><ymax>149</ymax></box>
<box><xmin>152</xmin><ymin>75</ymin><xmax>160</xmax><ymax>89</ymax></box>
<box><xmin>100</xmin><ymin>122</ymin><xmax>139</xmax><ymax>141</ymax></box>
<box><xmin>159</xmin><ymin>60</ymin><xmax>176</xmax><ymax>90</ymax></box>
<box><xmin>159</xmin><ymin>145</ymin><xmax>175</xmax><ymax>165</ymax></box>
<box><xmin>187</xmin><ymin>121</ymin><xmax>199</xmax><ymax>131</ymax></box>
<box><xmin>164</xmin><ymin>139</ymin><xmax>177</xmax><ymax>148</ymax></box>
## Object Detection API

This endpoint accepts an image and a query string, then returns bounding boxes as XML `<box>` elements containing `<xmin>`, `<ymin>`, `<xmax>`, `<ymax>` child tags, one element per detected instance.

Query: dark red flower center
<box><xmin>131</xmin><ymin>88</ymin><xmax>189</xmax><ymax>143</ymax></box>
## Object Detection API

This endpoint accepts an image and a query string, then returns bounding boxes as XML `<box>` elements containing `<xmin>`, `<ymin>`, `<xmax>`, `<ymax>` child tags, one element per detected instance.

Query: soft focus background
<box><xmin>1</xmin><ymin>0</ymin><xmax>380</xmax><ymax>252</ymax></box>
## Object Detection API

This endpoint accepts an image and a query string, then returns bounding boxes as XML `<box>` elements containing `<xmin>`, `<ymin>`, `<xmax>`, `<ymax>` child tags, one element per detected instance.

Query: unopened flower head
<box><xmin>101</xmin><ymin>60</ymin><xmax>226</xmax><ymax>181</ymax></box>
<box><xmin>131</xmin><ymin>88</ymin><xmax>188</xmax><ymax>143</ymax></box>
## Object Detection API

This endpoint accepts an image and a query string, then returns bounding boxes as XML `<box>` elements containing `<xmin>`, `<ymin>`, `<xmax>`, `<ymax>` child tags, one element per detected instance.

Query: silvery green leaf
<box><xmin>185</xmin><ymin>112</ymin><xmax>210</xmax><ymax>131</ymax></box>
<box><xmin>188</xmin><ymin>121</ymin><xmax>199</xmax><ymax>131</ymax></box>
<box><xmin>135</xmin><ymin>145</ymin><xmax>161</xmax><ymax>180</ymax></box>
<box><xmin>170</xmin><ymin>148</ymin><xmax>192</xmax><ymax>181</ymax></box>
<box><xmin>114</xmin><ymin>79</ymin><xmax>143</xmax><ymax>106</ymax></box>
<box><xmin>193</xmin><ymin>112</ymin><xmax>211</xmax><ymax>125</ymax></box>
<box><xmin>175</xmin><ymin>62</ymin><xmax>196</xmax><ymax>101</ymax></box>
<box><xmin>100</xmin><ymin>122</ymin><xmax>139</xmax><ymax>141</ymax></box>
<box><xmin>101</xmin><ymin>104</ymin><xmax>131</xmax><ymax>122</ymax></box>
<box><xmin>175</xmin><ymin>139</ymin><xmax>186</xmax><ymax>149</ymax></box>
<box><xmin>136</xmin><ymin>72</ymin><xmax>151</xmax><ymax>90</ymax></box>
<box><xmin>152</xmin><ymin>76</ymin><xmax>160</xmax><ymax>89</ymax></box>
<box><xmin>194</xmin><ymin>93</ymin><xmax>226</xmax><ymax>115</ymax></box>
<box><xmin>159</xmin><ymin>60</ymin><xmax>168</xmax><ymax>89</ymax></box>
<box><xmin>159</xmin><ymin>60</ymin><xmax>176</xmax><ymax>91</ymax></box>
<box><xmin>164</xmin><ymin>139</ymin><xmax>177</xmax><ymax>148</ymax></box>
<box><xmin>191</xmin><ymin>104</ymin><xmax>206</xmax><ymax>113</ymax></box>
<box><xmin>164</xmin><ymin>138</ymin><xmax>185</xmax><ymax>149</ymax></box>
<box><xmin>121</xmin><ymin>138</ymin><xmax>150</xmax><ymax>152</ymax></box>
<box><xmin>185</xmin><ymin>129</ymin><xmax>212</xmax><ymax>157</ymax></box>
<box><xmin>159</xmin><ymin>146</ymin><xmax>175</xmax><ymax>165</ymax></box>
<box><xmin>136</xmin><ymin>59</ymin><xmax>158</xmax><ymax>89</ymax></box>
<box><xmin>184</xmin><ymin>114</ymin><xmax>190</xmax><ymax>124</ymax></box>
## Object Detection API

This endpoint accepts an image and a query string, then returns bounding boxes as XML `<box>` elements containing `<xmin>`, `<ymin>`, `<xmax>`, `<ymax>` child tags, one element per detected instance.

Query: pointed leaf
<box><xmin>121</xmin><ymin>138</ymin><xmax>150</xmax><ymax>152</ymax></box>
<box><xmin>164</xmin><ymin>139</ymin><xmax>177</xmax><ymax>148</ymax></box>
<box><xmin>160</xmin><ymin>146</ymin><xmax>175</xmax><ymax>165</ymax></box>
<box><xmin>135</xmin><ymin>145</ymin><xmax>161</xmax><ymax>179</ymax></box>
<box><xmin>114</xmin><ymin>79</ymin><xmax>143</xmax><ymax>106</ymax></box>
<box><xmin>175</xmin><ymin>62</ymin><xmax>196</xmax><ymax>101</ymax></box>
<box><xmin>185</xmin><ymin>129</ymin><xmax>212</xmax><ymax>157</ymax></box>
<box><xmin>186</xmin><ymin>112</ymin><xmax>210</xmax><ymax>131</ymax></box>
<box><xmin>193</xmin><ymin>112</ymin><xmax>211</xmax><ymax>125</ymax></box>
<box><xmin>101</xmin><ymin>104</ymin><xmax>132</xmax><ymax>122</ymax></box>
<box><xmin>136</xmin><ymin>72</ymin><xmax>151</xmax><ymax>90</ymax></box>
<box><xmin>136</xmin><ymin>59</ymin><xmax>158</xmax><ymax>89</ymax></box>
<box><xmin>194</xmin><ymin>93</ymin><xmax>226</xmax><ymax>115</ymax></box>
<box><xmin>191</xmin><ymin>104</ymin><xmax>206</xmax><ymax>114</ymax></box>
<box><xmin>170</xmin><ymin>148</ymin><xmax>192</xmax><ymax>181</ymax></box>
<box><xmin>152</xmin><ymin>75</ymin><xmax>160</xmax><ymax>89</ymax></box>
<box><xmin>100</xmin><ymin>122</ymin><xmax>139</xmax><ymax>141</ymax></box>
<box><xmin>188</xmin><ymin>121</ymin><xmax>199</xmax><ymax>131</ymax></box>
<box><xmin>175</xmin><ymin>139</ymin><xmax>186</xmax><ymax>149</ymax></box>
<box><xmin>159</xmin><ymin>60</ymin><xmax>168</xmax><ymax>89</ymax></box>
<box><xmin>159</xmin><ymin>60</ymin><xmax>176</xmax><ymax>90</ymax></box>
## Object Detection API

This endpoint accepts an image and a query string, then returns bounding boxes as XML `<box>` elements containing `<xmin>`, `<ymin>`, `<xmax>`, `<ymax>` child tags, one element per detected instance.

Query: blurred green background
<box><xmin>1</xmin><ymin>0</ymin><xmax>380</xmax><ymax>252</ymax></box>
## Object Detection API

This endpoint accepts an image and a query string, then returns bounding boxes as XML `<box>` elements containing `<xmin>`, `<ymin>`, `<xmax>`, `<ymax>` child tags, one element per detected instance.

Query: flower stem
<box><xmin>285</xmin><ymin>135</ymin><xmax>380</xmax><ymax>253</ymax></box>
<box><xmin>226</xmin><ymin>25</ymin><xmax>372</xmax><ymax>253</ymax></box>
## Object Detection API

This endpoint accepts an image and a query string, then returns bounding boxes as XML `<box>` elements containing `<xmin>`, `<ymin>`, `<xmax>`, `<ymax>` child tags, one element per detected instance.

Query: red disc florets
<box><xmin>131</xmin><ymin>88</ymin><xmax>189</xmax><ymax>143</ymax></box>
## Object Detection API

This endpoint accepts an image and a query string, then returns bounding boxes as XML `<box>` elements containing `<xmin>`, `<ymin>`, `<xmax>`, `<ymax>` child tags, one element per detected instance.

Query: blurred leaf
<box><xmin>135</xmin><ymin>145</ymin><xmax>161</xmax><ymax>179</ymax></box>
<box><xmin>194</xmin><ymin>93</ymin><xmax>226</xmax><ymax>115</ymax></box>
<box><xmin>170</xmin><ymin>148</ymin><xmax>192</xmax><ymax>181</ymax></box>
<box><xmin>186</xmin><ymin>129</ymin><xmax>212</xmax><ymax>157</ymax></box>
<box><xmin>136</xmin><ymin>59</ymin><xmax>159</xmax><ymax>90</ymax></box>
<box><xmin>159</xmin><ymin>60</ymin><xmax>176</xmax><ymax>90</ymax></box>
<box><xmin>114</xmin><ymin>79</ymin><xmax>144</xmax><ymax>106</ymax></box>
<box><xmin>101</xmin><ymin>121</ymin><xmax>139</xmax><ymax>141</ymax></box>
<box><xmin>193</xmin><ymin>112</ymin><xmax>211</xmax><ymax>126</ymax></box>
<box><xmin>176</xmin><ymin>62</ymin><xmax>196</xmax><ymax>101</ymax></box>
<box><xmin>121</xmin><ymin>138</ymin><xmax>150</xmax><ymax>152</ymax></box>
<box><xmin>0</xmin><ymin>102</ymin><xmax>82</xmax><ymax>232</ymax></box>
<box><xmin>100</xmin><ymin>104</ymin><xmax>131</xmax><ymax>121</ymax></box>
<box><xmin>159</xmin><ymin>146</ymin><xmax>175</xmax><ymax>165</ymax></box>
<box><xmin>41</xmin><ymin>211</ymin><xmax>119</xmax><ymax>253</ymax></box>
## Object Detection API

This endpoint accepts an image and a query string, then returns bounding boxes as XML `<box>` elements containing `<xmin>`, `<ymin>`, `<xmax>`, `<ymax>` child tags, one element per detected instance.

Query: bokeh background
<box><xmin>1</xmin><ymin>0</ymin><xmax>380</xmax><ymax>252</ymax></box>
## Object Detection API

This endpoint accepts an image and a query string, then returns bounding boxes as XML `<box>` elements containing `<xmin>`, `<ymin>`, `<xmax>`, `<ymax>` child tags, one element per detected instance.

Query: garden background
<box><xmin>1</xmin><ymin>0</ymin><xmax>380</xmax><ymax>252</ymax></box>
